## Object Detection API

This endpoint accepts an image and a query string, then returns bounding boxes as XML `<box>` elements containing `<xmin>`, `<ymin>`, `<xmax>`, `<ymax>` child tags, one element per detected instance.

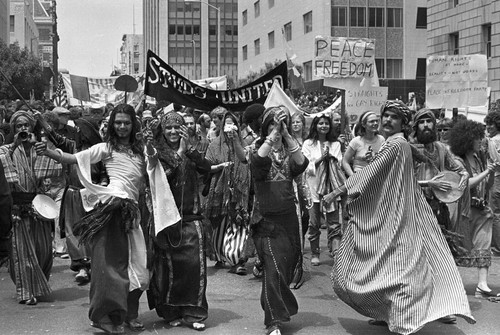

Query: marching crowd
<box><xmin>1</xmin><ymin>96</ymin><xmax>500</xmax><ymax>335</ymax></box>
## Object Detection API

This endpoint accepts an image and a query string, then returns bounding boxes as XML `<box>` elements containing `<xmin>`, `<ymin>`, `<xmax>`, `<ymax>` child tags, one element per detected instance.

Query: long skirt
<box><xmin>252</xmin><ymin>212</ymin><xmax>301</xmax><ymax>327</ymax></box>
<box><xmin>148</xmin><ymin>219</ymin><xmax>208</xmax><ymax>323</ymax></box>
<box><xmin>9</xmin><ymin>209</ymin><xmax>52</xmax><ymax>301</ymax></box>
<box><xmin>88</xmin><ymin>207</ymin><xmax>148</xmax><ymax>325</ymax></box>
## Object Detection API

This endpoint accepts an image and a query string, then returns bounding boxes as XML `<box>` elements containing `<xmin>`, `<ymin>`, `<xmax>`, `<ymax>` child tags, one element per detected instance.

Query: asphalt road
<box><xmin>1</xmin><ymin>232</ymin><xmax>500</xmax><ymax>335</ymax></box>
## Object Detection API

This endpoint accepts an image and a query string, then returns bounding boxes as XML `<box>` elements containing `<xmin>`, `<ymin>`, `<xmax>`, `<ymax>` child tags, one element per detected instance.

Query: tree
<box><xmin>0</xmin><ymin>40</ymin><xmax>46</xmax><ymax>101</ymax></box>
<box><xmin>237</xmin><ymin>59</ymin><xmax>284</xmax><ymax>87</ymax></box>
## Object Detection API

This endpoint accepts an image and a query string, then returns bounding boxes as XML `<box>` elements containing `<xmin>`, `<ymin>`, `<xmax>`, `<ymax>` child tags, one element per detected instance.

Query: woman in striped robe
<box><xmin>330</xmin><ymin>101</ymin><xmax>475</xmax><ymax>335</ymax></box>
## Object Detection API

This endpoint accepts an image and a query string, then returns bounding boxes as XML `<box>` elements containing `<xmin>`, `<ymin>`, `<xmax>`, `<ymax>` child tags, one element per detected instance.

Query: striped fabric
<box><xmin>332</xmin><ymin>133</ymin><xmax>475</xmax><ymax>335</ymax></box>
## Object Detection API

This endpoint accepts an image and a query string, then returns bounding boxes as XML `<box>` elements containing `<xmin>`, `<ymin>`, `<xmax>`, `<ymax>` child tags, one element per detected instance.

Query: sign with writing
<box><xmin>324</xmin><ymin>77</ymin><xmax>388</xmax><ymax>123</ymax></box>
<box><xmin>145</xmin><ymin>50</ymin><xmax>288</xmax><ymax>111</ymax></box>
<box><xmin>314</xmin><ymin>37</ymin><xmax>376</xmax><ymax>79</ymax></box>
<box><xmin>426</xmin><ymin>54</ymin><xmax>488</xmax><ymax>109</ymax></box>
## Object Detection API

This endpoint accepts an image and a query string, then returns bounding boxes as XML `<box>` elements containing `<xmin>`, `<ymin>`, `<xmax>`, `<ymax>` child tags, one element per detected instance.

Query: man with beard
<box><xmin>411</xmin><ymin>109</ymin><xmax>468</xmax><ymax>240</ymax></box>
<box><xmin>184</xmin><ymin>112</ymin><xmax>209</xmax><ymax>156</ymax></box>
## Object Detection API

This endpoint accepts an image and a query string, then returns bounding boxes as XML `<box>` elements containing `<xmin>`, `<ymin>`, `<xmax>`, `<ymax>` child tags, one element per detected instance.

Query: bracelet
<box><xmin>289</xmin><ymin>145</ymin><xmax>300</xmax><ymax>153</ymax></box>
<box><xmin>264</xmin><ymin>139</ymin><xmax>273</xmax><ymax>146</ymax></box>
<box><xmin>55</xmin><ymin>149</ymin><xmax>64</xmax><ymax>163</ymax></box>
<box><xmin>145</xmin><ymin>147</ymin><xmax>158</xmax><ymax>159</ymax></box>
<box><xmin>266</xmin><ymin>136</ymin><xmax>278</xmax><ymax>143</ymax></box>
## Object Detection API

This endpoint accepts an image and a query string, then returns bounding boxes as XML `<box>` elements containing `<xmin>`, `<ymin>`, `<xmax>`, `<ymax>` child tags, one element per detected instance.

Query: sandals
<box><xmin>475</xmin><ymin>286</ymin><xmax>500</xmax><ymax>298</ymax></box>
<box><xmin>169</xmin><ymin>319</ymin><xmax>205</xmax><ymax>331</ymax></box>
<box><xmin>266</xmin><ymin>324</ymin><xmax>282</xmax><ymax>335</ymax></box>
<box><xmin>125</xmin><ymin>318</ymin><xmax>145</xmax><ymax>331</ymax></box>
<box><xmin>90</xmin><ymin>321</ymin><xmax>125</xmax><ymax>334</ymax></box>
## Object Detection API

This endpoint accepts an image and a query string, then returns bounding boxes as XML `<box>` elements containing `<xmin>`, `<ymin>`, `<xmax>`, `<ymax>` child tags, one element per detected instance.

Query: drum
<box><xmin>32</xmin><ymin>194</ymin><xmax>59</xmax><ymax>220</ymax></box>
<box><xmin>432</xmin><ymin>171</ymin><xmax>464</xmax><ymax>203</ymax></box>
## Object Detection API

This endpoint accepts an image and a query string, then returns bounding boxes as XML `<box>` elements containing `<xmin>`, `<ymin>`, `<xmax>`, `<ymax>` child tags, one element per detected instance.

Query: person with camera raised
<box><xmin>0</xmin><ymin>110</ymin><xmax>62</xmax><ymax>305</ymax></box>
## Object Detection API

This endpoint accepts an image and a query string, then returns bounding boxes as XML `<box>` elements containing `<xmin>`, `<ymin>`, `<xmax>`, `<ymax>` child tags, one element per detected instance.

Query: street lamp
<box><xmin>185</xmin><ymin>0</ymin><xmax>220</xmax><ymax>77</ymax></box>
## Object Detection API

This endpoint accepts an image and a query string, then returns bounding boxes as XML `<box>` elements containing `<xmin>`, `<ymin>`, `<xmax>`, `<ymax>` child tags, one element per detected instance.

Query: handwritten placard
<box><xmin>314</xmin><ymin>37</ymin><xmax>376</xmax><ymax>79</ymax></box>
<box><xmin>426</xmin><ymin>54</ymin><xmax>488</xmax><ymax>109</ymax></box>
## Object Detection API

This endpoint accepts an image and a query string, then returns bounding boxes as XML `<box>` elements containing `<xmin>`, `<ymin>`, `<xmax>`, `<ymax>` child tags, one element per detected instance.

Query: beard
<box><xmin>416</xmin><ymin>128</ymin><xmax>437</xmax><ymax>144</ymax></box>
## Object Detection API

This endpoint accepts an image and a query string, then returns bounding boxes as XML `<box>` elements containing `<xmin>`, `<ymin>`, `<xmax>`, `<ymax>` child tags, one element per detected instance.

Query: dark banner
<box><xmin>144</xmin><ymin>50</ymin><xmax>288</xmax><ymax>111</ymax></box>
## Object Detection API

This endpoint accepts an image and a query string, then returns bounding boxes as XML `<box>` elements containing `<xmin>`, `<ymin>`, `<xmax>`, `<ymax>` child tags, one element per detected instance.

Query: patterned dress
<box><xmin>332</xmin><ymin>133</ymin><xmax>475</xmax><ymax>335</ymax></box>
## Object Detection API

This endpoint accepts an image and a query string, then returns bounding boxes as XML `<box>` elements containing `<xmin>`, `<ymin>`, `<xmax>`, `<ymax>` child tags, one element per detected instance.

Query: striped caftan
<box><xmin>332</xmin><ymin>133</ymin><xmax>475</xmax><ymax>335</ymax></box>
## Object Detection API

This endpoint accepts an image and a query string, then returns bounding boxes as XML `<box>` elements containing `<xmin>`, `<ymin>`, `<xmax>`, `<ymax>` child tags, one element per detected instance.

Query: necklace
<box><xmin>116</xmin><ymin>143</ymin><xmax>135</xmax><ymax>157</ymax></box>
<box><xmin>270</xmin><ymin>146</ymin><xmax>286</xmax><ymax>166</ymax></box>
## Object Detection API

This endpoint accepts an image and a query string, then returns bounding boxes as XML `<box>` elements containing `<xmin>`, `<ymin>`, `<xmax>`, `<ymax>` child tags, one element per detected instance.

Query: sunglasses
<box><xmin>437</xmin><ymin>128</ymin><xmax>450</xmax><ymax>132</ymax></box>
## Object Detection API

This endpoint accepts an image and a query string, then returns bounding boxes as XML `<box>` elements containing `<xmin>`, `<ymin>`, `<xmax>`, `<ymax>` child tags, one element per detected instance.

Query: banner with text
<box><xmin>145</xmin><ymin>50</ymin><xmax>288</xmax><ymax>111</ymax></box>
<box><xmin>324</xmin><ymin>77</ymin><xmax>388</xmax><ymax>123</ymax></box>
<box><xmin>426</xmin><ymin>54</ymin><xmax>488</xmax><ymax>109</ymax></box>
<box><xmin>314</xmin><ymin>37</ymin><xmax>376</xmax><ymax>79</ymax></box>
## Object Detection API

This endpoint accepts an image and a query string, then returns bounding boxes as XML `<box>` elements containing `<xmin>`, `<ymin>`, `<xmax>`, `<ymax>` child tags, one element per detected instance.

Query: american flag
<box><xmin>53</xmin><ymin>75</ymin><xmax>69</xmax><ymax>107</ymax></box>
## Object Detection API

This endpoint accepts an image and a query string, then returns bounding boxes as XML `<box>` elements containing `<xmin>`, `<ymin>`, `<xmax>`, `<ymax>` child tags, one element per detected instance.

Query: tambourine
<box><xmin>32</xmin><ymin>194</ymin><xmax>59</xmax><ymax>220</ymax></box>
<box><xmin>432</xmin><ymin>171</ymin><xmax>464</xmax><ymax>203</ymax></box>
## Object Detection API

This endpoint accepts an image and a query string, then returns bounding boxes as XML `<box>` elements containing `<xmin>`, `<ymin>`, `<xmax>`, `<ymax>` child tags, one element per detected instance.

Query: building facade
<box><xmin>33</xmin><ymin>0</ymin><xmax>55</xmax><ymax>69</ymax></box>
<box><xmin>10</xmin><ymin>0</ymin><xmax>39</xmax><ymax>56</ymax></box>
<box><xmin>0</xmin><ymin>0</ymin><xmax>8</xmax><ymax>43</ymax></box>
<box><xmin>238</xmin><ymin>0</ymin><xmax>427</xmax><ymax>97</ymax></box>
<box><xmin>143</xmin><ymin>0</ymin><xmax>238</xmax><ymax>82</ymax></box>
<box><xmin>427</xmin><ymin>0</ymin><xmax>500</xmax><ymax>103</ymax></box>
<box><xmin>120</xmin><ymin>34</ymin><xmax>144</xmax><ymax>75</ymax></box>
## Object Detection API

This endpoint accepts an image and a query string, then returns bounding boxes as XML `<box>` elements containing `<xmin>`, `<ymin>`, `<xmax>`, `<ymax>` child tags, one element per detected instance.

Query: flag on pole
<box><xmin>281</xmin><ymin>28</ymin><xmax>305</xmax><ymax>91</ymax></box>
<box><xmin>53</xmin><ymin>75</ymin><xmax>69</xmax><ymax>107</ymax></box>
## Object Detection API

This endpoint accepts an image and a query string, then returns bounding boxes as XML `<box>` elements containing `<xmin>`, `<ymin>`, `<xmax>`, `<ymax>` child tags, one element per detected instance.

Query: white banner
<box><xmin>425</xmin><ymin>54</ymin><xmax>488</xmax><ymax>109</ymax></box>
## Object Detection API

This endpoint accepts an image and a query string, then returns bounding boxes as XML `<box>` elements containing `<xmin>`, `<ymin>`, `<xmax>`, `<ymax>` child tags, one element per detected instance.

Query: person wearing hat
<box><xmin>330</xmin><ymin>101</ymin><xmax>475</xmax><ymax>334</ymax></box>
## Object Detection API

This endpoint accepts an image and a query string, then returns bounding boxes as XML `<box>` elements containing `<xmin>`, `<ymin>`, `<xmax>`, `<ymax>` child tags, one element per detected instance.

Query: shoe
<box><xmin>214</xmin><ymin>261</ymin><xmax>225</xmax><ymax>269</ymax></box>
<box><xmin>311</xmin><ymin>256</ymin><xmax>320</xmax><ymax>266</ymax></box>
<box><xmin>91</xmin><ymin>321</ymin><xmax>125</xmax><ymax>334</ymax></box>
<box><xmin>190</xmin><ymin>322</ymin><xmax>206</xmax><ymax>331</ymax></box>
<box><xmin>475</xmin><ymin>287</ymin><xmax>500</xmax><ymax>298</ymax></box>
<box><xmin>438</xmin><ymin>315</ymin><xmax>457</xmax><ymax>324</ymax></box>
<box><xmin>75</xmin><ymin>269</ymin><xmax>90</xmax><ymax>284</ymax></box>
<box><xmin>125</xmin><ymin>319</ymin><xmax>145</xmax><ymax>331</ymax></box>
<box><xmin>266</xmin><ymin>323</ymin><xmax>281</xmax><ymax>335</ymax></box>
<box><xmin>235</xmin><ymin>265</ymin><xmax>247</xmax><ymax>276</ymax></box>
<box><xmin>168</xmin><ymin>319</ymin><xmax>182</xmax><ymax>327</ymax></box>
<box><xmin>368</xmin><ymin>319</ymin><xmax>388</xmax><ymax>326</ymax></box>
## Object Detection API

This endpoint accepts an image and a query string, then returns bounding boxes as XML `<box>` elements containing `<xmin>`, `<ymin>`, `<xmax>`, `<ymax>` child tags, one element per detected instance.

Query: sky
<box><xmin>57</xmin><ymin>0</ymin><xmax>143</xmax><ymax>77</ymax></box>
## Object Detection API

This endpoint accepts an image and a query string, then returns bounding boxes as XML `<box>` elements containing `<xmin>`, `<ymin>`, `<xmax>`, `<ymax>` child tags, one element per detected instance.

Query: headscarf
<box><xmin>161</xmin><ymin>111</ymin><xmax>184</xmax><ymax>129</ymax></box>
<box><xmin>261</xmin><ymin>106</ymin><xmax>291</xmax><ymax>137</ymax></box>
<box><xmin>412</xmin><ymin>108</ymin><xmax>436</xmax><ymax>131</ymax></box>
<box><xmin>380</xmin><ymin>100</ymin><xmax>411</xmax><ymax>125</ymax></box>
<box><xmin>10</xmin><ymin>111</ymin><xmax>35</xmax><ymax>134</ymax></box>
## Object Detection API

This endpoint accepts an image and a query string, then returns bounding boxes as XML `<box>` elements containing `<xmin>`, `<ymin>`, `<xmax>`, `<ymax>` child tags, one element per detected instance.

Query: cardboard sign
<box><xmin>314</xmin><ymin>37</ymin><xmax>376</xmax><ymax>79</ymax></box>
<box><xmin>426</xmin><ymin>54</ymin><xmax>488</xmax><ymax>109</ymax></box>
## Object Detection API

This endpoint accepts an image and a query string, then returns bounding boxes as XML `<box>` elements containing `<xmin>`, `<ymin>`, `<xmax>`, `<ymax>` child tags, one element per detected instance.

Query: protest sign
<box><xmin>426</xmin><ymin>54</ymin><xmax>488</xmax><ymax>109</ymax></box>
<box><xmin>145</xmin><ymin>50</ymin><xmax>288</xmax><ymax>111</ymax></box>
<box><xmin>314</xmin><ymin>37</ymin><xmax>375</xmax><ymax>79</ymax></box>
<box><xmin>324</xmin><ymin>77</ymin><xmax>387</xmax><ymax>123</ymax></box>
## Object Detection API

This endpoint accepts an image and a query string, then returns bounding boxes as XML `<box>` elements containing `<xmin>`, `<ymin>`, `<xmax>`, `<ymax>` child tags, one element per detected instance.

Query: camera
<box><xmin>471</xmin><ymin>197</ymin><xmax>486</xmax><ymax>210</ymax></box>
<box><xmin>18</xmin><ymin>131</ymin><xmax>29</xmax><ymax>141</ymax></box>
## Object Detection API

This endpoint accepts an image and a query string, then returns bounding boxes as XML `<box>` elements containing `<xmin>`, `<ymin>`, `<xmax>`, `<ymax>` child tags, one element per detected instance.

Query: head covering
<box><xmin>360</xmin><ymin>111</ymin><xmax>377</xmax><ymax>124</ymax></box>
<box><xmin>10</xmin><ymin>110</ymin><xmax>36</xmax><ymax>134</ymax></box>
<box><xmin>261</xmin><ymin>106</ymin><xmax>291</xmax><ymax>137</ymax></box>
<box><xmin>142</xmin><ymin>110</ymin><xmax>153</xmax><ymax>120</ymax></box>
<box><xmin>53</xmin><ymin>106</ymin><xmax>70</xmax><ymax>115</ymax></box>
<box><xmin>243</xmin><ymin>103</ymin><xmax>265</xmax><ymax>124</ymax></box>
<box><xmin>413</xmin><ymin>108</ymin><xmax>436</xmax><ymax>127</ymax></box>
<box><xmin>161</xmin><ymin>111</ymin><xmax>184</xmax><ymax>129</ymax></box>
<box><xmin>380</xmin><ymin>100</ymin><xmax>411</xmax><ymax>125</ymax></box>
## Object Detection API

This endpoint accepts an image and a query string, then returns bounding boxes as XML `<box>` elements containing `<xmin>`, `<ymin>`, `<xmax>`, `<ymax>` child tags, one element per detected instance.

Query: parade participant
<box><xmin>484</xmin><ymin>110</ymin><xmax>500</xmax><ymax>256</ymax></box>
<box><xmin>250</xmin><ymin>106</ymin><xmax>308</xmax><ymax>335</ymax></box>
<box><xmin>147</xmin><ymin>111</ymin><xmax>211</xmax><ymax>331</ymax></box>
<box><xmin>0</xmin><ymin>111</ymin><xmax>62</xmax><ymax>305</ymax></box>
<box><xmin>302</xmin><ymin>114</ymin><xmax>343</xmax><ymax>265</ymax></box>
<box><xmin>196</xmin><ymin>113</ymin><xmax>211</xmax><ymax>140</ymax></box>
<box><xmin>184</xmin><ymin>112</ymin><xmax>209</xmax><ymax>156</ymax></box>
<box><xmin>290</xmin><ymin>112</ymin><xmax>307</xmax><ymax>146</ymax></box>
<box><xmin>207</xmin><ymin>106</ymin><xmax>226</xmax><ymax>142</ymax></box>
<box><xmin>331</xmin><ymin>100</ymin><xmax>475</xmax><ymax>335</ymax></box>
<box><xmin>38</xmin><ymin>104</ymin><xmax>150</xmax><ymax>333</ymax></box>
<box><xmin>0</xmin><ymin>162</ymin><xmax>12</xmax><ymax>267</ymax></box>
<box><xmin>342</xmin><ymin>111</ymin><xmax>385</xmax><ymax>177</ymax></box>
<box><xmin>205</xmin><ymin>111</ymin><xmax>250</xmax><ymax>274</ymax></box>
<box><xmin>449</xmin><ymin>120</ymin><xmax>500</xmax><ymax>297</ymax></box>
<box><xmin>436</xmin><ymin>117</ymin><xmax>453</xmax><ymax>146</ymax></box>
<box><xmin>411</xmin><ymin>109</ymin><xmax>468</xmax><ymax>261</ymax></box>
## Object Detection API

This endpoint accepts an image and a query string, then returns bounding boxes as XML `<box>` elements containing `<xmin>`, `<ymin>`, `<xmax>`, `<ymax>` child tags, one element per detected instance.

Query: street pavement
<box><xmin>1</xmin><ymin>232</ymin><xmax>500</xmax><ymax>335</ymax></box>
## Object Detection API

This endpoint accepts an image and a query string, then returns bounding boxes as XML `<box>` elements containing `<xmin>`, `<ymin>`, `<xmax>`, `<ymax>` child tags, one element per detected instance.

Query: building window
<box><xmin>369</xmin><ymin>8</ymin><xmax>384</xmax><ymax>27</ymax></box>
<box><xmin>350</xmin><ymin>7</ymin><xmax>366</xmax><ymax>27</ymax></box>
<box><xmin>268</xmin><ymin>0</ymin><xmax>274</xmax><ymax>8</ymax></box>
<box><xmin>375</xmin><ymin>58</ymin><xmax>385</xmax><ymax>78</ymax></box>
<box><xmin>416</xmin><ymin>58</ymin><xmax>426</xmax><ymax>79</ymax></box>
<box><xmin>9</xmin><ymin>15</ymin><xmax>14</xmax><ymax>33</ymax></box>
<box><xmin>450</xmin><ymin>32</ymin><xmax>459</xmax><ymax>55</ymax></box>
<box><xmin>243</xmin><ymin>45</ymin><xmax>248</xmax><ymax>60</ymax></box>
<box><xmin>39</xmin><ymin>28</ymin><xmax>51</xmax><ymax>41</ymax></box>
<box><xmin>284</xmin><ymin>22</ymin><xmax>292</xmax><ymax>41</ymax></box>
<box><xmin>303</xmin><ymin>61</ymin><xmax>312</xmax><ymax>81</ymax></box>
<box><xmin>387</xmin><ymin>59</ymin><xmax>403</xmax><ymax>78</ymax></box>
<box><xmin>268</xmin><ymin>31</ymin><xmax>275</xmax><ymax>49</ymax></box>
<box><xmin>303</xmin><ymin>11</ymin><xmax>313</xmax><ymax>34</ymax></box>
<box><xmin>254</xmin><ymin>1</ymin><xmax>260</xmax><ymax>18</ymax></box>
<box><xmin>416</xmin><ymin>7</ymin><xmax>427</xmax><ymax>29</ymax></box>
<box><xmin>254</xmin><ymin>39</ymin><xmax>260</xmax><ymax>55</ymax></box>
<box><xmin>177</xmin><ymin>25</ymin><xmax>184</xmax><ymax>35</ymax></box>
<box><xmin>332</xmin><ymin>6</ymin><xmax>347</xmax><ymax>27</ymax></box>
<box><xmin>242</xmin><ymin>10</ymin><xmax>247</xmax><ymax>26</ymax></box>
<box><xmin>449</xmin><ymin>0</ymin><xmax>459</xmax><ymax>8</ymax></box>
<box><xmin>483</xmin><ymin>24</ymin><xmax>492</xmax><ymax>58</ymax></box>
<box><xmin>387</xmin><ymin>8</ymin><xmax>403</xmax><ymax>28</ymax></box>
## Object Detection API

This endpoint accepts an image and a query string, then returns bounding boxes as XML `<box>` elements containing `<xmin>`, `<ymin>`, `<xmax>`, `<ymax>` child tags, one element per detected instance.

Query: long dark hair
<box><xmin>306</xmin><ymin>115</ymin><xmax>337</xmax><ymax>142</ymax></box>
<box><xmin>106</xmin><ymin>104</ymin><xmax>143</xmax><ymax>156</ymax></box>
<box><xmin>448</xmin><ymin>119</ymin><xmax>485</xmax><ymax>158</ymax></box>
